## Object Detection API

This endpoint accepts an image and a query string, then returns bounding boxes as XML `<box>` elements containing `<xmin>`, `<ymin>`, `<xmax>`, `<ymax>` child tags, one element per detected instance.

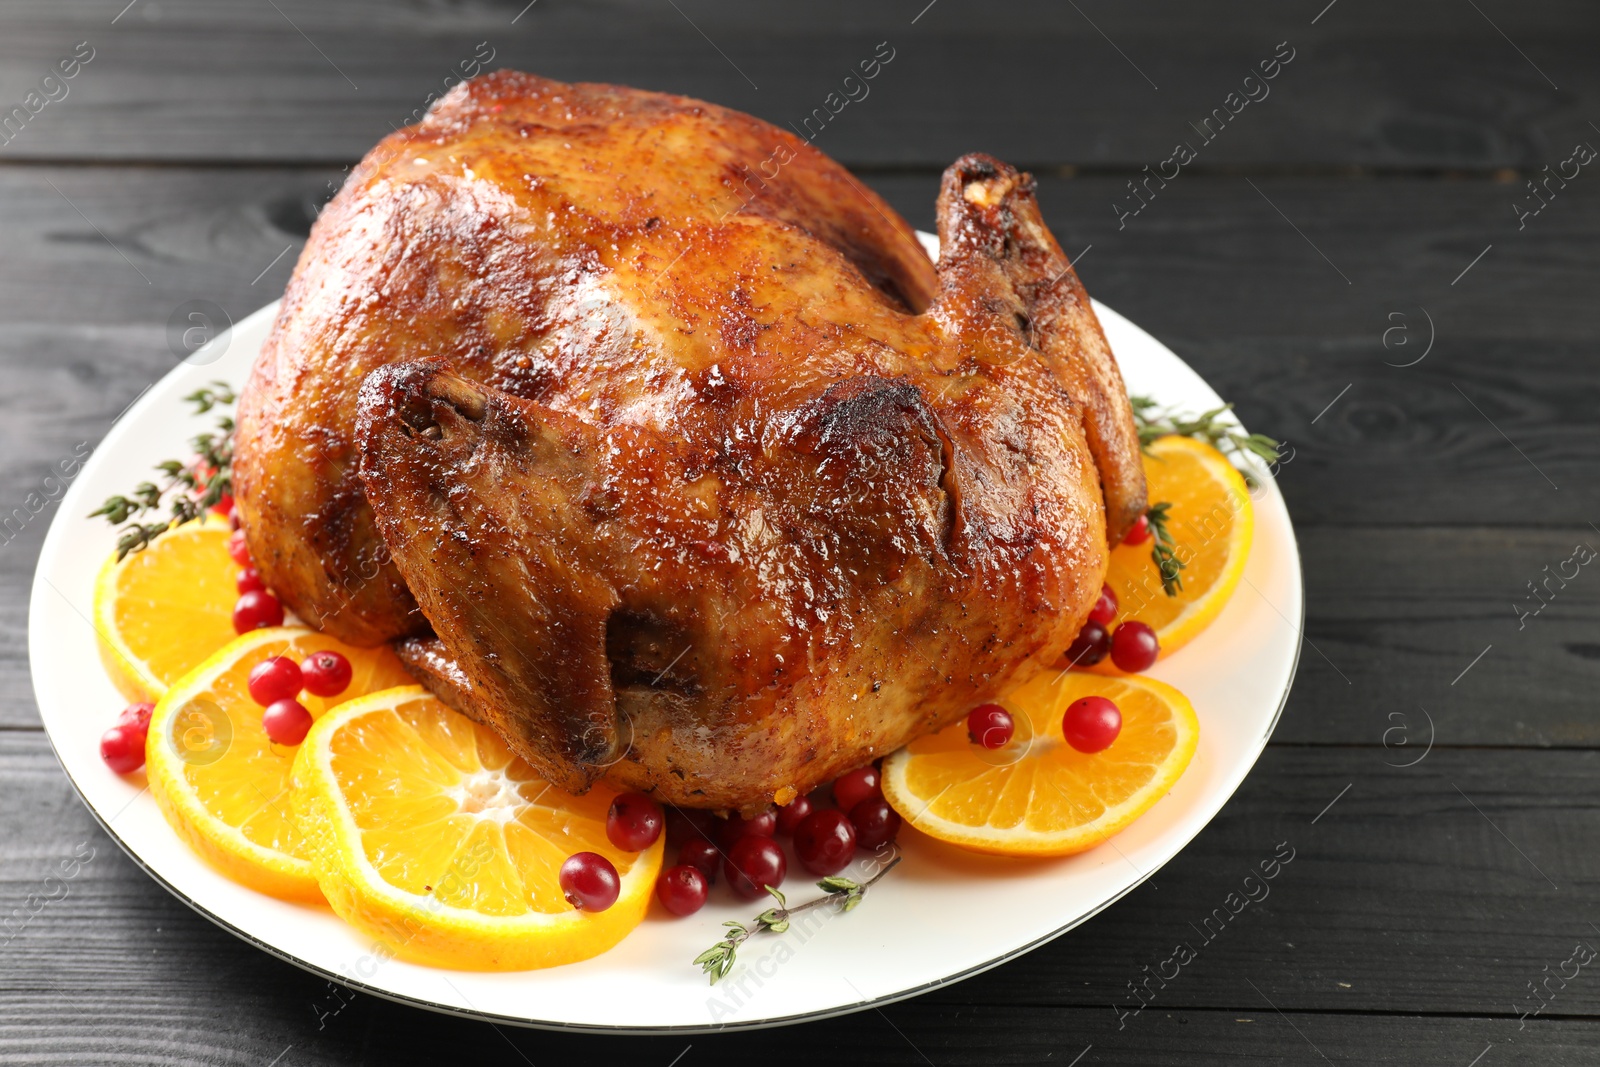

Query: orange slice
<box><xmin>94</xmin><ymin>516</ymin><xmax>239</xmax><ymax>702</ymax></box>
<box><xmin>881</xmin><ymin>670</ymin><xmax>1198</xmax><ymax>856</ymax></box>
<box><xmin>145</xmin><ymin>627</ymin><xmax>414</xmax><ymax>901</ymax></box>
<box><xmin>1090</xmin><ymin>434</ymin><xmax>1253</xmax><ymax>670</ymax></box>
<box><xmin>290</xmin><ymin>688</ymin><xmax>661</xmax><ymax>971</ymax></box>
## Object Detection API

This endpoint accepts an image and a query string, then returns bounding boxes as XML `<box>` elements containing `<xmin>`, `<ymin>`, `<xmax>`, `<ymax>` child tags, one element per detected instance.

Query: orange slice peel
<box><xmin>1091</xmin><ymin>434</ymin><xmax>1254</xmax><ymax>670</ymax></box>
<box><xmin>144</xmin><ymin>626</ymin><xmax>415</xmax><ymax>901</ymax></box>
<box><xmin>94</xmin><ymin>516</ymin><xmax>239</xmax><ymax>702</ymax></box>
<box><xmin>290</xmin><ymin>688</ymin><xmax>661</xmax><ymax>971</ymax></box>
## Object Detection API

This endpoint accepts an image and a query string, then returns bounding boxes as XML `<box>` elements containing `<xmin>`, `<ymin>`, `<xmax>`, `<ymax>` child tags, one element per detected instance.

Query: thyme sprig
<box><xmin>1144</xmin><ymin>501</ymin><xmax>1184</xmax><ymax>596</ymax></box>
<box><xmin>693</xmin><ymin>856</ymin><xmax>901</xmax><ymax>985</ymax></box>
<box><xmin>1128</xmin><ymin>396</ymin><xmax>1279</xmax><ymax>596</ymax></box>
<box><xmin>1128</xmin><ymin>396</ymin><xmax>1281</xmax><ymax>484</ymax></box>
<box><xmin>90</xmin><ymin>381</ymin><xmax>236</xmax><ymax>559</ymax></box>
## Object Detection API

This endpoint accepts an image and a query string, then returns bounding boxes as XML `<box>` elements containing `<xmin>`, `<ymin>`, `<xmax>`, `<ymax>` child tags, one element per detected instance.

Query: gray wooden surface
<box><xmin>2</xmin><ymin>2</ymin><xmax>1597</xmax><ymax>1064</ymax></box>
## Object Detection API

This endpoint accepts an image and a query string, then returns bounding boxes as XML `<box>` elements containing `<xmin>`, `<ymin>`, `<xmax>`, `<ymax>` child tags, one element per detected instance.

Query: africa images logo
<box><xmin>0</xmin><ymin>41</ymin><xmax>95</xmax><ymax>147</ymax></box>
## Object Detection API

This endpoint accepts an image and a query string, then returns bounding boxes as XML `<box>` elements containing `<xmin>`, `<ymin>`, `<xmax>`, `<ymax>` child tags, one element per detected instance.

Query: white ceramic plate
<box><xmin>29</xmin><ymin>240</ymin><xmax>1302</xmax><ymax>1033</ymax></box>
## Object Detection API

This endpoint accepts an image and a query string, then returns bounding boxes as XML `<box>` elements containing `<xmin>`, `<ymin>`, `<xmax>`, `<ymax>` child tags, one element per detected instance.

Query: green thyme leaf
<box><xmin>1128</xmin><ymin>395</ymin><xmax>1281</xmax><ymax>487</ymax></box>
<box><xmin>182</xmin><ymin>382</ymin><xmax>236</xmax><ymax>415</ymax></box>
<box><xmin>1145</xmin><ymin>501</ymin><xmax>1185</xmax><ymax>596</ymax></box>
<box><xmin>692</xmin><ymin>856</ymin><xmax>902</xmax><ymax>984</ymax></box>
<box><xmin>89</xmin><ymin>496</ymin><xmax>135</xmax><ymax>525</ymax></box>
<box><xmin>92</xmin><ymin>384</ymin><xmax>235</xmax><ymax>557</ymax></box>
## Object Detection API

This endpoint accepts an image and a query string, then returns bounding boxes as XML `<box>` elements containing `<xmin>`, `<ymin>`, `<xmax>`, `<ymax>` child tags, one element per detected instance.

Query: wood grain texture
<box><xmin>0</xmin><ymin>170</ymin><xmax>1595</xmax><ymax>738</ymax></box>
<box><xmin>5</xmin><ymin>166</ymin><xmax>1595</xmax><ymax>344</ymax></box>
<box><xmin>8</xmin><ymin>1000</ymin><xmax>1598</xmax><ymax>1067</ymax></box>
<box><xmin>7</xmin><ymin>997</ymin><xmax>1597</xmax><ymax>1067</ymax></box>
<box><xmin>4</xmin><ymin>732</ymin><xmax>1598</xmax><ymax>1061</ymax></box>
<box><xmin>1281</xmin><ymin>526</ymin><xmax>1600</xmax><ymax>747</ymax></box>
<box><xmin>0</xmin><ymin>0</ymin><xmax>1595</xmax><ymax>169</ymax></box>
<box><xmin>5</xmin><ymin>167</ymin><xmax>1600</xmax><ymax>520</ymax></box>
<box><xmin>0</xmin><ymin>4</ymin><xmax>1596</xmax><ymax>1056</ymax></box>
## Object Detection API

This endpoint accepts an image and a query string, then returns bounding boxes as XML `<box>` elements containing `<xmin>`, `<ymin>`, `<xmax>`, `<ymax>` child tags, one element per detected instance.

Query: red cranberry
<box><xmin>832</xmin><ymin>766</ymin><xmax>881</xmax><ymax>813</ymax></box>
<box><xmin>774</xmin><ymin>794</ymin><xmax>814</xmax><ymax>835</ymax></box>
<box><xmin>678</xmin><ymin>837</ymin><xmax>720</xmax><ymax>884</ymax></box>
<box><xmin>1110</xmin><ymin>621</ymin><xmax>1160</xmax><ymax>673</ymax></box>
<box><xmin>1123</xmin><ymin>514</ymin><xmax>1151</xmax><ymax>545</ymax></box>
<box><xmin>656</xmin><ymin>864</ymin><xmax>708</xmax><ymax>916</ymax></box>
<box><xmin>236</xmin><ymin>567</ymin><xmax>265</xmax><ymax>595</ymax></box>
<box><xmin>793</xmin><ymin>808</ymin><xmax>856</xmax><ymax>876</ymax></box>
<box><xmin>850</xmin><ymin>798</ymin><xmax>901</xmax><ymax>850</ymax></box>
<box><xmin>210</xmin><ymin>493</ymin><xmax>235</xmax><ymax>519</ymax></box>
<box><xmin>1063</xmin><ymin>620</ymin><xmax>1111</xmax><ymax>668</ymax></box>
<box><xmin>966</xmin><ymin>704</ymin><xmax>1014</xmax><ymax>749</ymax></box>
<box><xmin>1064</xmin><ymin>696</ymin><xmax>1122</xmax><ymax>753</ymax></box>
<box><xmin>116</xmin><ymin>702</ymin><xmax>154</xmax><ymax>733</ymax></box>
<box><xmin>247</xmin><ymin>656</ymin><xmax>302</xmax><ymax>707</ymax></box>
<box><xmin>606</xmin><ymin>792</ymin><xmax>664</xmax><ymax>852</ymax></box>
<box><xmin>716</xmin><ymin>810</ymin><xmax>777</xmax><ymax>850</ymax></box>
<box><xmin>227</xmin><ymin>528</ymin><xmax>252</xmax><ymax>567</ymax></box>
<box><xmin>232</xmin><ymin>590</ymin><xmax>283</xmax><ymax>634</ymax></box>
<box><xmin>300</xmin><ymin>650</ymin><xmax>353</xmax><ymax>697</ymax></box>
<box><xmin>100</xmin><ymin>723</ymin><xmax>146</xmax><ymax>774</ymax></box>
<box><xmin>261</xmin><ymin>699</ymin><xmax>313</xmax><ymax>746</ymax></box>
<box><xmin>1089</xmin><ymin>583</ymin><xmax>1119</xmax><ymax>626</ymax></box>
<box><xmin>725</xmin><ymin>836</ymin><xmax>787</xmax><ymax>900</ymax></box>
<box><xmin>665</xmin><ymin>806</ymin><xmax>717</xmax><ymax>845</ymax></box>
<box><xmin>560</xmin><ymin>852</ymin><xmax>620</xmax><ymax>911</ymax></box>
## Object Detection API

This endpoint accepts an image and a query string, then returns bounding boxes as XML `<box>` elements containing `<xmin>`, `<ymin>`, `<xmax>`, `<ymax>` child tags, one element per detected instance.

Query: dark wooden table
<box><xmin>4</xmin><ymin>2</ymin><xmax>1598</xmax><ymax>1063</ymax></box>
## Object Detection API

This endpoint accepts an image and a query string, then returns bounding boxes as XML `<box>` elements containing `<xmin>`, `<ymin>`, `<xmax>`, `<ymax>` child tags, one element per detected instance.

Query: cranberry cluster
<box><xmin>98</xmin><ymin>648</ymin><xmax>350</xmax><ymax>773</ymax></box>
<box><xmin>576</xmin><ymin>767</ymin><xmax>904</xmax><ymax>918</ymax></box>
<box><xmin>227</xmin><ymin>526</ymin><xmax>286</xmax><ymax>634</ymax></box>
<box><xmin>1064</xmin><ymin>581</ymin><xmax>1160</xmax><ymax>673</ymax></box>
<box><xmin>247</xmin><ymin>649</ymin><xmax>352</xmax><ymax>746</ymax></box>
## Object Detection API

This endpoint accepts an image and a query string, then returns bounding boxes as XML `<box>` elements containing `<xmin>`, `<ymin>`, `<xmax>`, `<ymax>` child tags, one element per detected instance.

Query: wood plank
<box><xmin>4</xmin><ymin>996</ymin><xmax>1592</xmax><ymax>1066</ymax></box>
<box><xmin>1148</xmin><ymin>335</ymin><xmax>1600</xmax><ymax>529</ymax></box>
<box><xmin>878</xmin><ymin>173</ymin><xmax>1600</xmax><ymax>529</ymax></box>
<box><xmin>5</xmin><ymin>166</ymin><xmax>1595</xmax><ymax>343</ymax></box>
<box><xmin>2</xmin><ymin>165</ymin><xmax>1597</xmax><ymax>529</ymax></box>
<box><xmin>0</xmin><ymin>324</ymin><xmax>170</xmax><ymax>729</ymax></box>
<box><xmin>360</xmin><ymin>1007</ymin><xmax>1592</xmax><ymax>1067</ymax></box>
<box><xmin>0</xmin><ymin>2</ymin><xmax>1592</xmax><ymax>1057</ymax></box>
<box><xmin>5</xmin><ymin>165</ymin><xmax>1596</xmax><ymax>345</ymax></box>
<box><xmin>1280</xmin><ymin>526</ymin><xmax>1600</xmax><ymax>747</ymax></box>
<box><xmin>867</xmin><ymin>175</ymin><xmax>1600</xmax><ymax>345</ymax></box>
<box><xmin>6</xmin><ymin>734</ymin><xmax>1599</xmax><ymax>1025</ymax></box>
<box><xmin>0</xmin><ymin>0</ymin><xmax>1595</xmax><ymax>169</ymax></box>
<box><xmin>0</xmin><ymin>169</ymin><xmax>1596</xmax><ymax>734</ymax></box>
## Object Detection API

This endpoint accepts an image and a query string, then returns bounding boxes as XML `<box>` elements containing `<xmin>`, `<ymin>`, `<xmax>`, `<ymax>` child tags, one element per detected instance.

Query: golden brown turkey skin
<box><xmin>235</xmin><ymin>71</ymin><xmax>1144</xmax><ymax>810</ymax></box>
<box><xmin>234</xmin><ymin>71</ymin><xmax>937</xmax><ymax>644</ymax></box>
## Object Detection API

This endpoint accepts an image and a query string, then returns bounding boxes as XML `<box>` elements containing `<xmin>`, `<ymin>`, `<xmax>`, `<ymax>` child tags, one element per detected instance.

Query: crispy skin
<box><xmin>237</xmin><ymin>71</ymin><xmax>1145</xmax><ymax>810</ymax></box>
<box><xmin>935</xmin><ymin>157</ymin><xmax>1147</xmax><ymax>544</ymax></box>
<box><xmin>234</xmin><ymin>71</ymin><xmax>935</xmax><ymax>644</ymax></box>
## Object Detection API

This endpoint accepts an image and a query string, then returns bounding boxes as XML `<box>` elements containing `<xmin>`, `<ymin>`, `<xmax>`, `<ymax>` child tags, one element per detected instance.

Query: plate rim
<box><xmin>29</xmin><ymin>293</ymin><xmax>1304</xmax><ymax>1035</ymax></box>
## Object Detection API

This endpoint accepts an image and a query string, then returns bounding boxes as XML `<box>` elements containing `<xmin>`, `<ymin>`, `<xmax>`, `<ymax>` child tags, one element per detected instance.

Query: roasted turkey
<box><xmin>233</xmin><ymin>71</ymin><xmax>1145</xmax><ymax>812</ymax></box>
